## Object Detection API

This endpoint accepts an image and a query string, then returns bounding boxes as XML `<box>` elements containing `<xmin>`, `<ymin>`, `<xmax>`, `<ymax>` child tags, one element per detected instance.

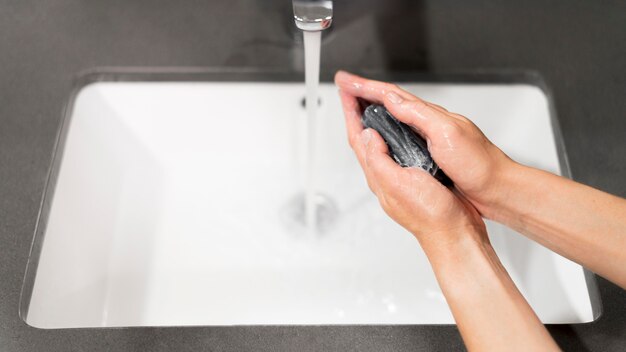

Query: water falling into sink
<box><xmin>303</xmin><ymin>30</ymin><xmax>321</xmax><ymax>233</ymax></box>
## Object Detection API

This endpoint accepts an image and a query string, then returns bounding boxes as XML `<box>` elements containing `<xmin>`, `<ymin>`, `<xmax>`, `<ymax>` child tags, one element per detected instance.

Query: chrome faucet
<box><xmin>292</xmin><ymin>0</ymin><xmax>333</xmax><ymax>31</ymax></box>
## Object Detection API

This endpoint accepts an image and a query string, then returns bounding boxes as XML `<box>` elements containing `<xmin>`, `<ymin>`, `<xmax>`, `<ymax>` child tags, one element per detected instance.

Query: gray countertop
<box><xmin>1</xmin><ymin>0</ymin><xmax>625</xmax><ymax>350</ymax></box>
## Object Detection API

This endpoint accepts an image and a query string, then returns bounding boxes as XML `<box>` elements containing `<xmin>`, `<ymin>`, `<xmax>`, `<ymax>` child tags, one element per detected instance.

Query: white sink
<box><xmin>24</xmin><ymin>79</ymin><xmax>596</xmax><ymax>328</ymax></box>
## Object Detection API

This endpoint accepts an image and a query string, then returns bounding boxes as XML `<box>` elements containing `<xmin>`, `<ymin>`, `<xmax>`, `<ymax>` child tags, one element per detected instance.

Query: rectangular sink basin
<box><xmin>22</xmin><ymin>74</ymin><xmax>598</xmax><ymax>328</ymax></box>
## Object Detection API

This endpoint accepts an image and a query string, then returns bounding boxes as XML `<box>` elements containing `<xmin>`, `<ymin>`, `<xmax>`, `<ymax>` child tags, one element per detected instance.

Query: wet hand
<box><xmin>335</xmin><ymin>71</ymin><xmax>516</xmax><ymax>218</ymax></box>
<box><xmin>336</xmin><ymin>73</ymin><xmax>488</xmax><ymax>245</ymax></box>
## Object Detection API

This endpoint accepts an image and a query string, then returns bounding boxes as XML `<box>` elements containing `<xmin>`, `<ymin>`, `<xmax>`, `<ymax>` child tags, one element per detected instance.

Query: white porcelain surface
<box><xmin>27</xmin><ymin>82</ymin><xmax>594</xmax><ymax>328</ymax></box>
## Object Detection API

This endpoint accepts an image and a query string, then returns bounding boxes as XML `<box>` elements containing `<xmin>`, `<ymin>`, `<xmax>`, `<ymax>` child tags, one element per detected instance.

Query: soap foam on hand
<box><xmin>361</xmin><ymin>104</ymin><xmax>452</xmax><ymax>186</ymax></box>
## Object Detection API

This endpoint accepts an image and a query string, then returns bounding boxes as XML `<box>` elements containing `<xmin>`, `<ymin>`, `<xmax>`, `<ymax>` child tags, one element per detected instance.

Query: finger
<box><xmin>338</xmin><ymin>90</ymin><xmax>364</xmax><ymax>143</ymax></box>
<box><xmin>334</xmin><ymin>71</ymin><xmax>455</xmax><ymax>140</ymax></box>
<box><xmin>362</xmin><ymin>128</ymin><xmax>404</xmax><ymax>191</ymax></box>
<box><xmin>335</xmin><ymin>70</ymin><xmax>415</xmax><ymax>104</ymax></box>
<box><xmin>383</xmin><ymin>91</ymin><xmax>453</xmax><ymax>138</ymax></box>
<box><xmin>338</xmin><ymin>90</ymin><xmax>367</xmax><ymax>168</ymax></box>
<box><xmin>350</xmin><ymin>129</ymin><xmax>380</xmax><ymax>194</ymax></box>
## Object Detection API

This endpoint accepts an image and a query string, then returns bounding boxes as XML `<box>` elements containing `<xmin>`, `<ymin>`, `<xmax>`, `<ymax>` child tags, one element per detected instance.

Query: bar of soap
<box><xmin>361</xmin><ymin>104</ymin><xmax>452</xmax><ymax>186</ymax></box>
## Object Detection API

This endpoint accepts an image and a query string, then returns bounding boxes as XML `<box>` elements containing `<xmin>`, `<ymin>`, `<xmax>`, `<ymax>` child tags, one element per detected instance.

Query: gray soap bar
<box><xmin>361</xmin><ymin>104</ymin><xmax>452</xmax><ymax>186</ymax></box>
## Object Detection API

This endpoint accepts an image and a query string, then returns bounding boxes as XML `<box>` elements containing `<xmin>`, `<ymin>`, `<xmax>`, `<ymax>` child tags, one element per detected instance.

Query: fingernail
<box><xmin>338</xmin><ymin>70</ymin><xmax>356</xmax><ymax>79</ymax></box>
<box><xmin>336</xmin><ymin>71</ymin><xmax>363</xmax><ymax>90</ymax></box>
<box><xmin>387</xmin><ymin>91</ymin><xmax>403</xmax><ymax>104</ymax></box>
<box><xmin>361</xmin><ymin>128</ymin><xmax>372</xmax><ymax>146</ymax></box>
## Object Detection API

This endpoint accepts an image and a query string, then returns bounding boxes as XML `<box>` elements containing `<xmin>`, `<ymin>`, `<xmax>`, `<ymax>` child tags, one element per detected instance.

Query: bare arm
<box><xmin>336</xmin><ymin>71</ymin><xmax>559</xmax><ymax>351</ymax></box>
<box><xmin>486</xmin><ymin>162</ymin><xmax>626</xmax><ymax>288</ymax></box>
<box><xmin>425</xmin><ymin>233</ymin><xmax>559</xmax><ymax>352</ymax></box>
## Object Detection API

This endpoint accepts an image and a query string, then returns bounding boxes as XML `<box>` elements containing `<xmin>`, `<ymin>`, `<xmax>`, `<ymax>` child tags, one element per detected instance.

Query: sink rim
<box><xmin>19</xmin><ymin>68</ymin><xmax>603</xmax><ymax>329</ymax></box>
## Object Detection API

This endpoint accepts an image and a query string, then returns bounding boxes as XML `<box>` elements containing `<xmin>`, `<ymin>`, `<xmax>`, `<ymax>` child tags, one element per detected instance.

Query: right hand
<box><xmin>335</xmin><ymin>71</ymin><xmax>516</xmax><ymax>217</ymax></box>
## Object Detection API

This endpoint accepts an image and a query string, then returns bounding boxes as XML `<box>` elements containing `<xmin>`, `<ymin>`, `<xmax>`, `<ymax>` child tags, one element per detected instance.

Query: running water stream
<box><xmin>303</xmin><ymin>30</ymin><xmax>321</xmax><ymax>233</ymax></box>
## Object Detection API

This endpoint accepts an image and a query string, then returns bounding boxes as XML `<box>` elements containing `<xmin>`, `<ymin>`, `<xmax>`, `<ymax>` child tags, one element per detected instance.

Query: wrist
<box><xmin>419</xmin><ymin>227</ymin><xmax>504</xmax><ymax>298</ymax></box>
<box><xmin>417</xmin><ymin>225</ymin><xmax>490</xmax><ymax>265</ymax></box>
<box><xmin>478</xmin><ymin>159</ymin><xmax>530</xmax><ymax>221</ymax></box>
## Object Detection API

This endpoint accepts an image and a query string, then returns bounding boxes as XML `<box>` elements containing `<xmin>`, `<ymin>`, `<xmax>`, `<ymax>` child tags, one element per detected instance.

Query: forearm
<box><xmin>420</xmin><ymin>230</ymin><xmax>559</xmax><ymax>352</ymax></box>
<box><xmin>486</xmin><ymin>162</ymin><xmax>626</xmax><ymax>288</ymax></box>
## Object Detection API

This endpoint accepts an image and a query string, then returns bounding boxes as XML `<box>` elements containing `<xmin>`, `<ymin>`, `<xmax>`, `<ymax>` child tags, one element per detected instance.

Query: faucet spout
<box><xmin>292</xmin><ymin>0</ymin><xmax>333</xmax><ymax>31</ymax></box>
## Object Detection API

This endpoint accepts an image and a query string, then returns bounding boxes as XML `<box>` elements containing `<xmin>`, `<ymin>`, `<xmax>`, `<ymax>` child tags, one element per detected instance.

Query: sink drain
<box><xmin>280</xmin><ymin>192</ymin><xmax>338</xmax><ymax>235</ymax></box>
<box><xmin>300</xmin><ymin>96</ymin><xmax>322</xmax><ymax>109</ymax></box>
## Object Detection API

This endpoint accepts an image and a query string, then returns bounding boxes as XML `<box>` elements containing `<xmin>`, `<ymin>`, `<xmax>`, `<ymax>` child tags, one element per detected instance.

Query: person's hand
<box><xmin>335</xmin><ymin>71</ymin><xmax>516</xmax><ymax>219</ymax></box>
<box><xmin>335</xmin><ymin>71</ymin><xmax>565</xmax><ymax>351</ymax></box>
<box><xmin>335</xmin><ymin>71</ymin><xmax>489</xmax><ymax>247</ymax></box>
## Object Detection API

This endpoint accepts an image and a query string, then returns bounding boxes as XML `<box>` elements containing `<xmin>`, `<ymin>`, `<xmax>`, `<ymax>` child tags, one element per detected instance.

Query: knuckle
<box><xmin>370</xmin><ymin>161</ymin><xmax>388</xmax><ymax>181</ymax></box>
<box><xmin>375</xmin><ymin>173</ymin><xmax>398</xmax><ymax>196</ymax></box>
<box><xmin>384</xmin><ymin>83</ymin><xmax>409</xmax><ymax>99</ymax></box>
<box><xmin>430</xmin><ymin>102</ymin><xmax>449</xmax><ymax>112</ymax></box>
<box><xmin>388</xmin><ymin>83</ymin><xmax>401</xmax><ymax>92</ymax></box>
<box><xmin>452</xmin><ymin>112</ymin><xmax>468</xmax><ymax>121</ymax></box>
<box><xmin>441</xmin><ymin>121</ymin><xmax>464</xmax><ymax>138</ymax></box>
<box><xmin>364</xmin><ymin>150</ymin><xmax>376</xmax><ymax>167</ymax></box>
<box><xmin>378</xmin><ymin>192</ymin><xmax>391</xmax><ymax>210</ymax></box>
<box><xmin>385</xmin><ymin>182</ymin><xmax>402</xmax><ymax>199</ymax></box>
<box><xmin>363</xmin><ymin>173</ymin><xmax>378</xmax><ymax>193</ymax></box>
<box><xmin>347</xmin><ymin>135</ymin><xmax>359</xmax><ymax>149</ymax></box>
<box><xmin>406</xmin><ymin>100</ymin><xmax>429</xmax><ymax>115</ymax></box>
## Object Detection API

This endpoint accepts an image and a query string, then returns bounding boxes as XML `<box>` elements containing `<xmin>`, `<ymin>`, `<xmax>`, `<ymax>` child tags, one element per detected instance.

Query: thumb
<box><xmin>362</xmin><ymin>128</ymin><xmax>402</xmax><ymax>182</ymax></box>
